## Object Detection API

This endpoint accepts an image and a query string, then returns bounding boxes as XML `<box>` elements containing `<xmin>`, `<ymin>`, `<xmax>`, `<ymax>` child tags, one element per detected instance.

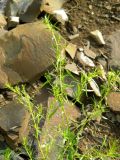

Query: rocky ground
<box><xmin>0</xmin><ymin>0</ymin><xmax>120</xmax><ymax>160</ymax></box>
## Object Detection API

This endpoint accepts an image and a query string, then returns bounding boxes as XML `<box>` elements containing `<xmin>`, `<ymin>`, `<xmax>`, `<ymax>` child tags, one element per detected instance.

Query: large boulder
<box><xmin>0</xmin><ymin>21</ymin><xmax>65</xmax><ymax>88</ymax></box>
<box><xmin>106</xmin><ymin>30</ymin><xmax>120</xmax><ymax>70</ymax></box>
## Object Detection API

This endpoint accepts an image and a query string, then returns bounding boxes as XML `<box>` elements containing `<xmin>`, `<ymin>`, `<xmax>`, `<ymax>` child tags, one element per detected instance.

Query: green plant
<box><xmin>4</xmin><ymin>148</ymin><xmax>12</xmax><ymax>160</ymax></box>
<box><xmin>4</xmin><ymin>16</ymin><xmax>120</xmax><ymax>160</ymax></box>
<box><xmin>79</xmin><ymin>138</ymin><xmax>120</xmax><ymax>160</ymax></box>
<box><xmin>44</xmin><ymin>15</ymin><xmax>68</xmax><ymax>104</ymax></box>
<box><xmin>36</xmin><ymin>18</ymin><xmax>120</xmax><ymax>159</ymax></box>
<box><xmin>23</xmin><ymin>137</ymin><xmax>33</xmax><ymax>160</ymax></box>
<box><xmin>58</xmin><ymin>127</ymin><xmax>79</xmax><ymax>160</ymax></box>
<box><xmin>101</xmin><ymin>70</ymin><xmax>120</xmax><ymax>98</ymax></box>
<box><xmin>77</xmin><ymin>100</ymin><xmax>105</xmax><ymax>138</ymax></box>
<box><xmin>5</xmin><ymin>84</ymin><xmax>46</xmax><ymax>159</ymax></box>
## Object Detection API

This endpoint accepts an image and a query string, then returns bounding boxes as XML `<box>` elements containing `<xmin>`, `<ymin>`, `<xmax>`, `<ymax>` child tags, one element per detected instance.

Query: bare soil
<box><xmin>62</xmin><ymin>0</ymin><xmax>120</xmax><ymax>45</ymax></box>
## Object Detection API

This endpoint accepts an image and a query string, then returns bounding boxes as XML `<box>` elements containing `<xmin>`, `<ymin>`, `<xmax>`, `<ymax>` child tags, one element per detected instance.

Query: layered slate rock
<box><xmin>0</xmin><ymin>101</ymin><xmax>30</xmax><ymax>149</ymax></box>
<box><xmin>0</xmin><ymin>21</ymin><xmax>65</xmax><ymax>88</ymax></box>
<box><xmin>106</xmin><ymin>30</ymin><xmax>120</xmax><ymax>70</ymax></box>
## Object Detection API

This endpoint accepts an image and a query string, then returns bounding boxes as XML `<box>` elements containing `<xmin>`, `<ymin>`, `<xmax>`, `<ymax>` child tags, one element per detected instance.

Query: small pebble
<box><xmin>79</xmin><ymin>47</ymin><xmax>84</xmax><ymax>52</ymax></box>
<box><xmin>78</xmin><ymin>24</ymin><xmax>82</xmax><ymax>29</ymax></box>
<box><xmin>68</xmin><ymin>34</ymin><xmax>79</xmax><ymax>40</ymax></box>
<box><xmin>105</xmin><ymin>5</ymin><xmax>112</xmax><ymax>10</ymax></box>
<box><xmin>89</xmin><ymin>5</ymin><xmax>93</xmax><ymax>10</ymax></box>
<box><xmin>73</xmin><ymin>26</ymin><xmax>78</xmax><ymax>34</ymax></box>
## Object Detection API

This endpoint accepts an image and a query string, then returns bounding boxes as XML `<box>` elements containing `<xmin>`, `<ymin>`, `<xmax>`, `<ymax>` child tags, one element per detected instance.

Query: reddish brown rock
<box><xmin>42</xmin><ymin>97</ymin><xmax>80</xmax><ymax>135</ymax></box>
<box><xmin>0</xmin><ymin>21</ymin><xmax>65</xmax><ymax>88</ymax></box>
<box><xmin>39</xmin><ymin>97</ymin><xmax>80</xmax><ymax>159</ymax></box>
<box><xmin>107</xmin><ymin>92</ymin><xmax>120</xmax><ymax>112</ymax></box>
